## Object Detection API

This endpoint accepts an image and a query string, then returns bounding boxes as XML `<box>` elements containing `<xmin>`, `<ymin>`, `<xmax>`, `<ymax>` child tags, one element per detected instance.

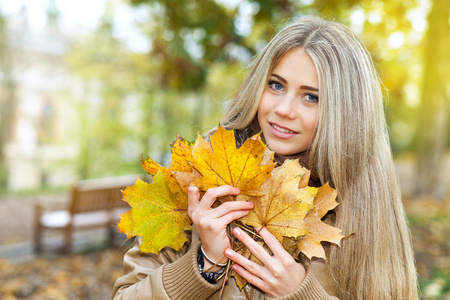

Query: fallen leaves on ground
<box><xmin>0</xmin><ymin>248</ymin><xmax>125</xmax><ymax>300</ymax></box>
<box><xmin>403</xmin><ymin>196</ymin><xmax>450</xmax><ymax>299</ymax></box>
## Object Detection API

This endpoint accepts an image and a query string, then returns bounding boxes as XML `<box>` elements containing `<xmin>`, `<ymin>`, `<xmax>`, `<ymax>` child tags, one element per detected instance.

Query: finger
<box><xmin>256</xmin><ymin>226</ymin><xmax>286</xmax><ymax>257</ymax></box>
<box><xmin>231</xmin><ymin>262</ymin><xmax>266</xmax><ymax>291</ymax></box>
<box><xmin>211</xmin><ymin>200</ymin><xmax>253</xmax><ymax>218</ymax></box>
<box><xmin>225</xmin><ymin>248</ymin><xmax>266</xmax><ymax>279</ymax></box>
<box><xmin>231</xmin><ymin>227</ymin><xmax>272</xmax><ymax>265</ymax></box>
<box><xmin>188</xmin><ymin>186</ymin><xmax>200</xmax><ymax>206</ymax></box>
<box><xmin>187</xmin><ymin>186</ymin><xmax>201</xmax><ymax>216</ymax></box>
<box><xmin>200</xmin><ymin>185</ymin><xmax>240</xmax><ymax>208</ymax></box>
<box><xmin>256</xmin><ymin>227</ymin><xmax>303</xmax><ymax>278</ymax></box>
<box><xmin>216</xmin><ymin>209</ymin><xmax>250</xmax><ymax>225</ymax></box>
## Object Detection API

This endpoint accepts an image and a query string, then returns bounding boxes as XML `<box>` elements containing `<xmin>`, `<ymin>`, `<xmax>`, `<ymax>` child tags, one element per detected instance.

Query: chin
<box><xmin>267</xmin><ymin>145</ymin><xmax>298</xmax><ymax>156</ymax></box>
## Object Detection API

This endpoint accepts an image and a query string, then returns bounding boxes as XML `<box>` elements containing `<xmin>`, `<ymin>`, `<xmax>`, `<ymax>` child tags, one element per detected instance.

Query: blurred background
<box><xmin>0</xmin><ymin>0</ymin><xmax>448</xmax><ymax>299</ymax></box>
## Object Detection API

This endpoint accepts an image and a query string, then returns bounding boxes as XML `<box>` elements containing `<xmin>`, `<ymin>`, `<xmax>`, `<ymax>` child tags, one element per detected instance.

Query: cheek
<box><xmin>257</xmin><ymin>93</ymin><xmax>273</xmax><ymax>118</ymax></box>
<box><xmin>300</xmin><ymin>109</ymin><xmax>318</xmax><ymax>134</ymax></box>
<box><xmin>257</xmin><ymin>100</ymin><xmax>266</xmax><ymax>121</ymax></box>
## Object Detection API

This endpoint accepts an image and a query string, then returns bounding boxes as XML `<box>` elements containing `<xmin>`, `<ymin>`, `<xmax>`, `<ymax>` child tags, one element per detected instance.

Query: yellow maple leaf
<box><xmin>169</xmin><ymin>136</ymin><xmax>194</xmax><ymax>172</ymax></box>
<box><xmin>141</xmin><ymin>155</ymin><xmax>199</xmax><ymax>195</ymax></box>
<box><xmin>118</xmin><ymin>173</ymin><xmax>192</xmax><ymax>254</ymax></box>
<box><xmin>141</xmin><ymin>156</ymin><xmax>179</xmax><ymax>191</ymax></box>
<box><xmin>191</xmin><ymin>125</ymin><xmax>276</xmax><ymax>196</ymax></box>
<box><xmin>141</xmin><ymin>136</ymin><xmax>194</xmax><ymax>175</ymax></box>
<box><xmin>239</xmin><ymin>159</ymin><xmax>317</xmax><ymax>242</ymax></box>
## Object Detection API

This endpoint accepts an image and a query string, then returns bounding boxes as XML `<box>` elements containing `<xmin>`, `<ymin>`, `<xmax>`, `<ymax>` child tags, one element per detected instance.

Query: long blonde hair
<box><xmin>222</xmin><ymin>16</ymin><xmax>418</xmax><ymax>300</ymax></box>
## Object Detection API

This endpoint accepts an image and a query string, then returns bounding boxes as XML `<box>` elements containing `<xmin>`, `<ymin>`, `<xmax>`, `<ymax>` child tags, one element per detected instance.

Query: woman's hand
<box><xmin>224</xmin><ymin>226</ymin><xmax>306</xmax><ymax>297</ymax></box>
<box><xmin>188</xmin><ymin>185</ymin><xmax>254</xmax><ymax>270</ymax></box>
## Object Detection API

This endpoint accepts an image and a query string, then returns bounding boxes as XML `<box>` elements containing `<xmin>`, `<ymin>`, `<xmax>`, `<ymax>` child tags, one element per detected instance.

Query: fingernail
<box><xmin>247</xmin><ymin>201</ymin><xmax>253</xmax><ymax>207</ymax></box>
<box><xmin>225</xmin><ymin>249</ymin><xmax>233</xmax><ymax>258</ymax></box>
<box><xmin>188</xmin><ymin>185</ymin><xmax>198</xmax><ymax>192</ymax></box>
<box><xmin>234</xmin><ymin>187</ymin><xmax>240</xmax><ymax>193</ymax></box>
<box><xmin>233</xmin><ymin>227</ymin><xmax>241</xmax><ymax>236</ymax></box>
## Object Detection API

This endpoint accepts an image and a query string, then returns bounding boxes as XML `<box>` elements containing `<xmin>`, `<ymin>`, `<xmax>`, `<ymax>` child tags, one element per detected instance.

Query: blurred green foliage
<box><xmin>63</xmin><ymin>0</ymin><xmax>448</xmax><ymax>197</ymax></box>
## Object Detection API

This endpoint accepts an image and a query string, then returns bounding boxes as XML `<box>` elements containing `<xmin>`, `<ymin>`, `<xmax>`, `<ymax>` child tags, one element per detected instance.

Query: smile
<box><xmin>271</xmin><ymin>123</ymin><xmax>296</xmax><ymax>134</ymax></box>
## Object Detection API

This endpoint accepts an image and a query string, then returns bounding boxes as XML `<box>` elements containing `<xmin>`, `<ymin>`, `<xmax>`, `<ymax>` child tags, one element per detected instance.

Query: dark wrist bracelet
<box><xmin>197</xmin><ymin>246</ymin><xmax>225</xmax><ymax>284</ymax></box>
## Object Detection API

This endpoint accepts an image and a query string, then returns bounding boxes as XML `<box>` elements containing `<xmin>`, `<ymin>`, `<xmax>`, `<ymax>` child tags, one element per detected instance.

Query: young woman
<box><xmin>112</xmin><ymin>16</ymin><xmax>418</xmax><ymax>299</ymax></box>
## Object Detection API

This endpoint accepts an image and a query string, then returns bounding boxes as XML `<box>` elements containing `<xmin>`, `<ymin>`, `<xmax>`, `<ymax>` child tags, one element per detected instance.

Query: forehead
<box><xmin>271</xmin><ymin>47</ymin><xmax>318</xmax><ymax>87</ymax></box>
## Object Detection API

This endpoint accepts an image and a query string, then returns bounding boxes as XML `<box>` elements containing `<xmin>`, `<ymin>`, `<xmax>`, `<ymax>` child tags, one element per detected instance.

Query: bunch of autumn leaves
<box><xmin>118</xmin><ymin>126</ymin><xmax>344</xmax><ymax>288</ymax></box>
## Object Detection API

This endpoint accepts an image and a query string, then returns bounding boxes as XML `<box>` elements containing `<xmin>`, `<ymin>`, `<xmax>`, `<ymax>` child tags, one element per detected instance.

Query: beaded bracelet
<box><xmin>200</xmin><ymin>245</ymin><xmax>228</xmax><ymax>267</ymax></box>
<box><xmin>197</xmin><ymin>248</ymin><xmax>224</xmax><ymax>283</ymax></box>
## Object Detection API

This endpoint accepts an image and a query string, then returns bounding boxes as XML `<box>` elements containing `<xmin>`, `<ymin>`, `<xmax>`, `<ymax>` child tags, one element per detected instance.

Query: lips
<box><xmin>271</xmin><ymin>123</ymin><xmax>296</xmax><ymax>133</ymax></box>
<box><xmin>269</xmin><ymin>122</ymin><xmax>298</xmax><ymax>139</ymax></box>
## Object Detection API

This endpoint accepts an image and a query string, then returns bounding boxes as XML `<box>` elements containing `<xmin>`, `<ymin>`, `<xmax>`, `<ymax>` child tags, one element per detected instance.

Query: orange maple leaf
<box><xmin>295</xmin><ymin>183</ymin><xmax>344</xmax><ymax>259</ymax></box>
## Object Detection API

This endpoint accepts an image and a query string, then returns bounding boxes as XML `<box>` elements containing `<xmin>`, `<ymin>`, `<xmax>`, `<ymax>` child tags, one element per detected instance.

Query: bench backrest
<box><xmin>68</xmin><ymin>175</ymin><xmax>141</xmax><ymax>214</ymax></box>
<box><xmin>69</xmin><ymin>186</ymin><xmax>130</xmax><ymax>214</ymax></box>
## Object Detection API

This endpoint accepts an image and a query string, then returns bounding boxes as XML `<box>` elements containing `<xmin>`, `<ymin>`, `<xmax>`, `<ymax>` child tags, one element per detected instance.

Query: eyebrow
<box><xmin>271</xmin><ymin>73</ymin><xmax>319</xmax><ymax>92</ymax></box>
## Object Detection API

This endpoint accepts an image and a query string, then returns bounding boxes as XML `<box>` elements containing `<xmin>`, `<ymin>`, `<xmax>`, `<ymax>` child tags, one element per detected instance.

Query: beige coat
<box><xmin>112</xmin><ymin>230</ymin><xmax>338</xmax><ymax>300</ymax></box>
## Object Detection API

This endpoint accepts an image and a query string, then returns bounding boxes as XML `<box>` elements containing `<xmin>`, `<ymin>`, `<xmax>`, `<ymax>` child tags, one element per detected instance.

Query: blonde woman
<box><xmin>112</xmin><ymin>16</ymin><xmax>418</xmax><ymax>299</ymax></box>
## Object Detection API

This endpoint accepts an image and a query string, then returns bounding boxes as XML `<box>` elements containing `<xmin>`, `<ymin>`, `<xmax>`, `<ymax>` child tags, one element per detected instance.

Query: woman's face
<box><xmin>258</xmin><ymin>47</ymin><xmax>319</xmax><ymax>155</ymax></box>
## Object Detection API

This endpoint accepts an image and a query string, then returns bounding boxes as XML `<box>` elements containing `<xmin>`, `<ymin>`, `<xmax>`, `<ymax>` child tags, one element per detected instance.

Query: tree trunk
<box><xmin>415</xmin><ymin>0</ymin><xmax>449</xmax><ymax>199</ymax></box>
<box><xmin>0</xmin><ymin>12</ymin><xmax>17</xmax><ymax>190</ymax></box>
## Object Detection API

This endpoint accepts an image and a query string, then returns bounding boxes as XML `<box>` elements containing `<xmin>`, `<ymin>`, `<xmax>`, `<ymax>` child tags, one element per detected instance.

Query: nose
<box><xmin>275</xmin><ymin>94</ymin><xmax>296</xmax><ymax>119</ymax></box>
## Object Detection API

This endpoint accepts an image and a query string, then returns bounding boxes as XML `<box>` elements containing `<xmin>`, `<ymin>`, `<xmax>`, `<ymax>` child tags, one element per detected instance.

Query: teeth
<box><xmin>272</xmin><ymin>124</ymin><xmax>294</xmax><ymax>133</ymax></box>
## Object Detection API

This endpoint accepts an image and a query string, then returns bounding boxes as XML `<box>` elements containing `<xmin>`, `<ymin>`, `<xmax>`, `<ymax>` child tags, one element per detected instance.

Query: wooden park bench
<box><xmin>34</xmin><ymin>175</ymin><xmax>141</xmax><ymax>254</ymax></box>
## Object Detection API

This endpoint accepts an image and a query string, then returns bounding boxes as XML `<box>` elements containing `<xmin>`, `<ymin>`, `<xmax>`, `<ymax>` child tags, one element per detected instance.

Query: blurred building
<box><xmin>2</xmin><ymin>4</ymin><xmax>79</xmax><ymax>190</ymax></box>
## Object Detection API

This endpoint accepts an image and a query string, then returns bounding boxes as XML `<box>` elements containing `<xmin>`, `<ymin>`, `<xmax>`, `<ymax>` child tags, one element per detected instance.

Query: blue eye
<box><xmin>305</xmin><ymin>93</ymin><xmax>319</xmax><ymax>103</ymax></box>
<box><xmin>269</xmin><ymin>80</ymin><xmax>284</xmax><ymax>91</ymax></box>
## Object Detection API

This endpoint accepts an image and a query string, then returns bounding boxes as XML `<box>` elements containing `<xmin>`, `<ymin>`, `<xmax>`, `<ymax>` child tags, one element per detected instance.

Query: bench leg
<box><xmin>34</xmin><ymin>205</ymin><xmax>43</xmax><ymax>254</ymax></box>
<box><xmin>108</xmin><ymin>225</ymin><xmax>115</xmax><ymax>247</ymax></box>
<box><xmin>63</xmin><ymin>226</ymin><xmax>72</xmax><ymax>253</ymax></box>
<box><xmin>34</xmin><ymin>225</ymin><xmax>42</xmax><ymax>254</ymax></box>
